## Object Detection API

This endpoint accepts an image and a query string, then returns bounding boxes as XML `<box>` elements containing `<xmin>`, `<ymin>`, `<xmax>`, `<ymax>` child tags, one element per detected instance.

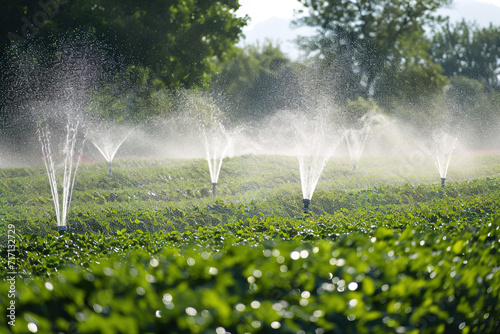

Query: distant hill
<box><xmin>239</xmin><ymin>0</ymin><xmax>500</xmax><ymax>60</ymax></box>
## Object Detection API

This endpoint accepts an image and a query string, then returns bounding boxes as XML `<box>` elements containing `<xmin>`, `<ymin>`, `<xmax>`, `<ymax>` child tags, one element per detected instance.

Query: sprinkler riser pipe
<box><xmin>108</xmin><ymin>161</ymin><xmax>112</xmax><ymax>177</ymax></box>
<box><xmin>212</xmin><ymin>183</ymin><xmax>217</xmax><ymax>197</ymax></box>
<box><xmin>302</xmin><ymin>198</ymin><xmax>311</xmax><ymax>214</ymax></box>
<box><xmin>441</xmin><ymin>178</ymin><xmax>446</xmax><ymax>188</ymax></box>
<box><xmin>57</xmin><ymin>225</ymin><xmax>67</xmax><ymax>234</ymax></box>
<box><xmin>353</xmin><ymin>163</ymin><xmax>357</xmax><ymax>172</ymax></box>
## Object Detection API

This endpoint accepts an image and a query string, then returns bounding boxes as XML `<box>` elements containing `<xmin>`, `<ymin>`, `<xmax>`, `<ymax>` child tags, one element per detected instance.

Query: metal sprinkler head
<box><xmin>57</xmin><ymin>225</ymin><xmax>67</xmax><ymax>234</ymax></box>
<box><xmin>302</xmin><ymin>198</ymin><xmax>311</xmax><ymax>214</ymax></box>
<box><xmin>441</xmin><ymin>178</ymin><xmax>446</xmax><ymax>188</ymax></box>
<box><xmin>212</xmin><ymin>182</ymin><xmax>217</xmax><ymax>197</ymax></box>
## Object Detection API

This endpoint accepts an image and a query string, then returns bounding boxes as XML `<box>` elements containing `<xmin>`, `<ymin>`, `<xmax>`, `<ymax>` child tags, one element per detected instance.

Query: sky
<box><xmin>236</xmin><ymin>0</ymin><xmax>500</xmax><ymax>59</ymax></box>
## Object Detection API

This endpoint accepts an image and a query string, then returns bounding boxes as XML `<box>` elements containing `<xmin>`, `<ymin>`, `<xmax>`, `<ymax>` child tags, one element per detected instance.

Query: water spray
<box><xmin>90</xmin><ymin>127</ymin><xmax>132</xmax><ymax>177</ymax></box>
<box><xmin>432</xmin><ymin>131</ymin><xmax>457</xmax><ymax>189</ymax></box>
<box><xmin>190</xmin><ymin>95</ymin><xmax>240</xmax><ymax>197</ymax></box>
<box><xmin>345</xmin><ymin>124</ymin><xmax>371</xmax><ymax>172</ymax></box>
<box><xmin>4</xmin><ymin>31</ymin><xmax>118</xmax><ymax>233</ymax></box>
<box><xmin>302</xmin><ymin>198</ymin><xmax>311</xmax><ymax>214</ymax></box>
<box><xmin>291</xmin><ymin>110</ymin><xmax>342</xmax><ymax>215</ymax></box>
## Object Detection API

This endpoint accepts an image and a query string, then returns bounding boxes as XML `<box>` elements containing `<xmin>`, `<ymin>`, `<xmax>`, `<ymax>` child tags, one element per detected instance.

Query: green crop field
<box><xmin>1</xmin><ymin>154</ymin><xmax>500</xmax><ymax>334</ymax></box>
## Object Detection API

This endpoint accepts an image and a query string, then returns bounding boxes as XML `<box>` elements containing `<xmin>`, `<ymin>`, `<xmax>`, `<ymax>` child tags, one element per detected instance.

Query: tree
<box><xmin>211</xmin><ymin>42</ymin><xmax>303</xmax><ymax>121</ymax></box>
<box><xmin>294</xmin><ymin>0</ymin><xmax>450</xmax><ymax>102</ymax></box>
<box><xmin>443</xmin><ymin>76</ymin><xmax>500</xmax><ymax>148</ymax></box>
<box><xmin>0</xmin><ymin>0</ymin><xmax>248</xmax><ymax>88</ymax></box>
<box><xmin>429</xmin><ymin>20</ymin><xmax>500</xmax><ymax>91</ymax></box>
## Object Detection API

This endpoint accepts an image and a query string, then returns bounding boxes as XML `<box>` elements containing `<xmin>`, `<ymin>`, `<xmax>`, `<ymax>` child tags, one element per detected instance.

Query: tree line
<box><xmin>1</xmin><ymin>0</ymin><xmax>499</xmax><ymax>148</ymax></box>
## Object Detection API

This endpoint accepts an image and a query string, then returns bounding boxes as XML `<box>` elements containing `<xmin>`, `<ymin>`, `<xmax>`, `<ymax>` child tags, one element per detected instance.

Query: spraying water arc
<box><xmin>4</xmin><ymin>32</ymin><xmax>118</xmax><ymax>233</ymax></box>
<box><xmin>184</xmin><ymin>91</ymin><xmax>241</xmax><ymax>197</ymax></box>
<box><xmin>291</xmin><ymin>111</ymin><xmax>342</xmax><ymax>214</ymax></box>
<box><xmin>432</xmin><ymin>131</ymin><xmax>458</xmax><ymax>188</ymax></box>
<box><xmin>344</xmin><ymin>126</ymin><xmax>371</xmax><ymax>172</ymax></box>
<box><xmin>90</xmin><ymin>124</ymin><xmax>133</xmax><ymax>176</ymax></box>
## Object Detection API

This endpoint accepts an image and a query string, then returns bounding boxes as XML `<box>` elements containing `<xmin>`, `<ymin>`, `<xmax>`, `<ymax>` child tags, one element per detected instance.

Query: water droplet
<box><xmin>150</xmin><ymin>258</ymin><xmax>159</xmax><ymax>267</ymax></box>
<box><xmin>272</xmin><ymin>302</ymin><xmax>283</xmax><ymax>311</ymax></box>
<box><xmin>75</xmin><ymin>311</ymin><xmax>88</xmax><ymax>322</ymax></box>
<box><xmin>44</xmin><ymin>282</ymin><xmax>53</xmax><ymax>291</ymax></box>
<box><xmin>28</xmin><ymin>322</ymin><xmax>38</xmax><ymax>333</ymax></box>
<box><xmin>162</xmin><ymin>293</ymin><xmax>173</xmax><ymax>303</ymax></box>
<box><xmin>251</xmin><ymin>320</ymin><xmax>261</xmax><ymax>328</ymax></box>
<box><xmin>348</xmin><ymin>282</ymin><xmax>358</xmax><ymax>291</ymax></box>
<box><xmin>251</xmin><ymin>301</ymin><xmax>261</xmax><ymax>309</ymax></box>
<box><xmin>145</xmin><ymin>274</ymin><xmax>157</xmax><ymax>283</ymax></box>
<box><xmin>186</xmin><ymin>307</ymin><xmax>197</xmax><ymax>316</ymax></box>
<box><xmin>216</xmin><ymin>327</ymin><xmax>226</xmax><ymax>334</ymax></box>
<box><xmin>103</xmin><ymin>267</ymin><xmax>114</xmax><ymax>276</ymax></box>
<box><xmin>271</xmin><ymin>321</ymin><xmax>281</xmax><ymax>329</ymax></box>
<box><xmin>93</xmin><ymin>304</ymin><xmax>103</xmax><ymax>313</ymax></box>
<box><xmin>313</xmin><ymin>310</ymin><xmax>324</xmax><ymax>317</ymax></box>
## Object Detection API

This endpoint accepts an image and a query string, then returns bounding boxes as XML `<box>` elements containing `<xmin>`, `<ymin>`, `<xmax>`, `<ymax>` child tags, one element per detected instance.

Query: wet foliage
<box><xmin>1</xmin><ymin>155</ymin><xmax>500</xmax><ymax>333</ymax></box>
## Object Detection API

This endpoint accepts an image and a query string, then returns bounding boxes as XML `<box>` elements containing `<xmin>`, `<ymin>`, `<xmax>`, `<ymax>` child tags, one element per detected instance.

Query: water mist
<box><xmin>4</xmin><ymin>32</ymin><xmax>116</xmax><ymax>232</ymax></box>
<box><xmin>184</xmin><ymin>92</ymin><xmax>239</xmax><ymax>197</ymax></box>
<box><xmin>432</xmin><ymin>131</ymin><xmax>458</xmax><ymax>188</ymax></box>
<box><xmin>291</xmin><ymin>112</ymin><xmax>341</xmax><ymax>213</ymax></box>
<box><xmin>89</xmin><ymin>122</ymin><xmax>132</xmax><ymax>176</ymax></box>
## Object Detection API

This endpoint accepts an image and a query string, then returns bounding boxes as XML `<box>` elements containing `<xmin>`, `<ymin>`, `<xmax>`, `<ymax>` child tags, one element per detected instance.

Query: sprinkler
<box><xmin>57</xmin><ymin>225</ymin><xmax>67</xmax><ymax>234</ymax></box>
<box><xmin>212</xmin><ymin>182</ymin><xmax>217</xmax><ymax>197</ymax></box>
<box><xmin>108</xmin><ymin>161</ymin><xmax>112</xmax><ymax>177</ymax></box>
<box><xmin>353</xmin><ymin>163</ymin><xmax>357</xmax><ymax>172</ymax></box>
<box><xmin>302</xmin><ymin>198</ymin><xmax>311</xmax><ymax>214</ymax></box>
<box><xmin>441</xmin><ymin>178</ymin><xmax>446</xmax><ymax>188</ymax></box>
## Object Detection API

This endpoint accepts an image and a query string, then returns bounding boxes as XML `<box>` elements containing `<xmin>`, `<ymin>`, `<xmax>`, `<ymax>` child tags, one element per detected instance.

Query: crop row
<box><xmin>1</xmin><ymin>218</ymin><xmax>499</xmax><ymax>333</ymax></box>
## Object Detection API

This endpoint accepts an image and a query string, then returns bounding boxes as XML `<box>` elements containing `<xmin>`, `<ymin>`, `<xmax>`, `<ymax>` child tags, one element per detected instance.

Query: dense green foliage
<box><xmin>295</xmin><ymin>0</ymin><xmax>451</xmax><ymax>101</ymax></box>
<box><xmin>0</xmin><ymin>0</ymin><xmax>247</xmax><ymax>88</ymax></box>
<box><xmin>1</xmin><ymin>220</ymin><xmax>500</xmax><ymax>333</ymax></box>
<box><xmin>212</xmin><ymin>42</ymin><xmax>303</xmax><ymax>121</ymax></box>
<box><xmin>1</xmin><ymin>155</ymin><xmax>500</xmax><ymax>333</ymax></box>
<box><xmin>430</xmin><ymin>20</ymin><xmax>500</xmax><ymax>91</ymax></box>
